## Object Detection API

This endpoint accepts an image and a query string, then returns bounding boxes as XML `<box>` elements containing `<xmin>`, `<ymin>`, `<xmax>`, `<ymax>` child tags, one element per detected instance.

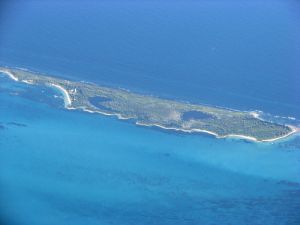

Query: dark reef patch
<box><xmin>7</xmin><ymin>122</ymin><xmax>27</xmax><ymax>127</ymax></box>
<box><xmin>278</xmin><ymin>136</ymin><xmax>300</xmax><ymax>150</ymax></box>
<box><xmin>182</xmin><ymin>110</ymin><xmax>214</xmax><ymax>121</ymax></box>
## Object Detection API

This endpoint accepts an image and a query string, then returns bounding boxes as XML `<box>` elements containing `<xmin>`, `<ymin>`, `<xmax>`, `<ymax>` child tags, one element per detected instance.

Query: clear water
<box><xmin>0</xmin><ymin>1</ymin><xmax>300</xmax><ymax>224</ymax></box>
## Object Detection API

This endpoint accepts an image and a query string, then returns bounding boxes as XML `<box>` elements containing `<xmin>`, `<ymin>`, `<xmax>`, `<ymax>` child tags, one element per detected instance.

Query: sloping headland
<box><xmin>0</xmin><ymin>66</ymin><xmax>298</xmax><ymax>142</ymax></box>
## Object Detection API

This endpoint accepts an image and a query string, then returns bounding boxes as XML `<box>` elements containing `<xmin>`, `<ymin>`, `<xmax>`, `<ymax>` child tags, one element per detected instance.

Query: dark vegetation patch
<box><xmin>182</xmin><ymin>110</ymin><xmax>214</xmax><ymax>121</ymax></box>
<box><xmin>89</xmin><ymin>96</ymin><xmax>111</xmax><ymax>111</ymax></box>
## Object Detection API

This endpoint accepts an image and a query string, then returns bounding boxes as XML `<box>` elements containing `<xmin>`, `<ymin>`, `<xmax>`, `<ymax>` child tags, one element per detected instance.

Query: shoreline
<box><xmin>47</xmin><ymin>83</ymin><xmax>72</xmax><ymax>107</ymax></box>
<box><xmin>0</xmin><ymin>69</ymin><xmax>19</xmax><ymax>81</ymax></box>
<box><xmin>135</xmin><ymin>122</ymin><xmax>298</xmax><ymax>143</ymax></box>
<box><xmin>81</xmin><ymin>107</ymin><xmax>133</xmax><ymax>120</ymax></box>
<box><xmin>260</xmin><ymin>125</ymin><xmax>299</xmax><ymax>142</ymax></box>
<box><xmin>75</xmin><ymin>108</ymin><xmax>277</xmax><ymax>143</ymax></box>
<box><xmin>1</xmin><ymin>68</ymin><xmax>298</xmax><ymax>143</ymax></box>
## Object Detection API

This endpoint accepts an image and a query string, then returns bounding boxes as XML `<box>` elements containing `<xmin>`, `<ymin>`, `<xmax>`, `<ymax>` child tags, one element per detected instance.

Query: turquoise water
<box><xmin>1</xmin><ymin>1</ymin><xmax>300</xmax><ymax>224</ymax></box>
<box><xmin>1</xmin><ymin>73</ymin><xmax>300</xmax><ymax>225</ymax></box>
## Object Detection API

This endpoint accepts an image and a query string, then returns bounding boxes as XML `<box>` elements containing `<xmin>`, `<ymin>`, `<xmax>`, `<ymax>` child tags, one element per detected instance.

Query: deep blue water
<box><xmin>1</xmin><ymin>1</ymin><xmax>300</xmax><ymax>225</ymax></box>
<box><xmin>1</xmin><ymin>0</ymin><xmax>300</xmax><ymax>117</ymax></box>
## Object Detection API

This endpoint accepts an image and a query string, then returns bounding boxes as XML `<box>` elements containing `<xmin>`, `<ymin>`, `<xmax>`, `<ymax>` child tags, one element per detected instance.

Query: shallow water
<box><xmin>1</xmin><ymin>74</ymin><xmax>300</xmax><ymax>225</ymax></box>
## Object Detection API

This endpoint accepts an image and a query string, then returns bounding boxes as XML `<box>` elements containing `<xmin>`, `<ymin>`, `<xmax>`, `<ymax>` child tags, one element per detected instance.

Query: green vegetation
<box><xmin>0</xmin><ymin>67</ymin><xmax>294</xmax><ymax>142</ymax></box>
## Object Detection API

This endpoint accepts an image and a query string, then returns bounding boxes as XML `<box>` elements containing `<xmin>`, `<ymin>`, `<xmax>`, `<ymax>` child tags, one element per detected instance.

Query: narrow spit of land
<box><xmin>0</xmin><ymin>66</ymin><xmax>297</xmax><ymax>142</ymax></box>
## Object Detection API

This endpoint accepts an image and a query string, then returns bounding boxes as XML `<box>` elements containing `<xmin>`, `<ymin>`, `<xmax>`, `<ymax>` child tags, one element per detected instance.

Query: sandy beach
<box><xmin>48</xmin><ymin>83</ymin><xmax>72</xmax><ymax>107</ymax></box>
<box><xmin>0</xmin><ymin>69</ymin><xmax>19</xmax><ymax>81</ymax></box>
<box><xmin>135</xmin><ymin>121</ymin><xmax>298</xmax><ymax>143</ymax></box>
<box><xmin>260</xmin><ymin>125</ymin><xmax>299</xmax><ymax>142</ymax></box>
<box><xmin>82</xmin><ymin>107</ymin><xmax>132</xmax><ymax>120</ymax></box>
<box><xmin>135</xmin><ymin>122</ymin><xmax>258</xmax><ymax>141</ymax></box>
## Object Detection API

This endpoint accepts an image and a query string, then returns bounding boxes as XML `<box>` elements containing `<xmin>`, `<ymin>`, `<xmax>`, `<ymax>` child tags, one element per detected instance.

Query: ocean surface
<box><xmin>0</xmin><ymin>1</ymin><xmax>300</xmax><ymax>224</ymax></box>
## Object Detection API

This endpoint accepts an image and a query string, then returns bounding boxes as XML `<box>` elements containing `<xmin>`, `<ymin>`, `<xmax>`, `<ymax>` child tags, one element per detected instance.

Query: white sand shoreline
<box><xmin>135</xmin><ymin>122</ymin><xmax>298</xmax><ymax>143</ymax></box>
<box><xmin>0</xmin><ymin>69</ymin><xmax>19</xmax><ymax>81</ymax></box>
<box><xmin>81</xmin><ymin>107</ymin><xmax>132</xmax><ymax>120</ymax></box>
<box><xmin>135</xmin><ymin>122</ymin><xmax>260</xmax><ymax>141</ymax></box>
<box><xmin>47</xmin><ymin>83</ymin><xmax>72</xmax><ymax>107</ymax></box>
<box><xmin>260</xmin><ymin>125</ymin><xmax>298</xmax><ymax>142</ymax></box>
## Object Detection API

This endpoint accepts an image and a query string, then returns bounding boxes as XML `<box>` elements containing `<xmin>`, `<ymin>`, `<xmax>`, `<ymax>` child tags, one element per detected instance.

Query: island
<box><xmin>0</xmin><ymin>66</ymin><xmax>297</xmax><ymax>142</ymax></box>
